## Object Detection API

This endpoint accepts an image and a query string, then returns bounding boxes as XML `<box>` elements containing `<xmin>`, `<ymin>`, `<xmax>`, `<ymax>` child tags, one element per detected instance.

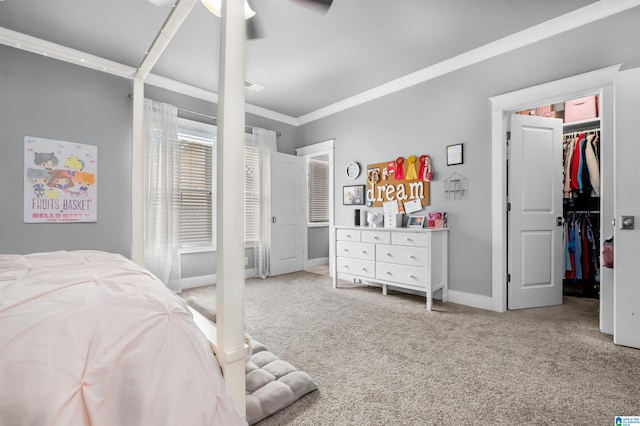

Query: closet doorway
<box><xmin>489</xmin><ymin>64</ymin><xmax>618</xmax><ymax>321</ymax></box>
<box><xmin>507</xmin><ymin>103</ymin><xmax>602</xmax><ymax>310</ymax></box>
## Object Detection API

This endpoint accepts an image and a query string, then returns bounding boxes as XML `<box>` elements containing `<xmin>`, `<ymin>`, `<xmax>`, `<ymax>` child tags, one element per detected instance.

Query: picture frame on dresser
<box><xmin>407</xmin><ymin>216</ymin><xmax>425</xmax><ymax>228</ymax></box>
<box><xmin>343</xmin><ymin>185</ymin><xmax>365</xmax><ymax>205</ymax></box>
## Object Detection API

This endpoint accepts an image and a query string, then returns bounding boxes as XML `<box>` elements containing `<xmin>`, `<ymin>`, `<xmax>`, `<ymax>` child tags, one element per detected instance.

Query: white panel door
<box><xmin>270</xmin><ymin>152</ymin><xmax>305</xmax><ymax>276</ymax></box>
<box><xmin>613</xmin><ymin>67</ymin><xmax>640</xmax><ymax>349</ymax></box>
<box><xmin>508</xmin><ymin>114</ymin><xmax>563</xmax><ymax>309</ymax></box>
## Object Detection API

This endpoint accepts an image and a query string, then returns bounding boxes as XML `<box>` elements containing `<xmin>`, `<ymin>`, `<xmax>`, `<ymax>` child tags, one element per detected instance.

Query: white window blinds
<box><xmin>307</xmin><ymin>158</ymin><xmax>329</xmax><ymax>223</ymax></box>
<box><xmin>175</xmin><ymin>135</ymin><xmax>214</xmax><ymax>247</ymax></box>
<box><xmin>244</xmin><ymin>145</ymin><xmax>260</xmax><ymax>243</ymax></box>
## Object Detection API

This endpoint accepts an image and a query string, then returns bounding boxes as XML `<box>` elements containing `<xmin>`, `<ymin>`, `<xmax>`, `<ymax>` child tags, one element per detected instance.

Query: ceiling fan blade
<box><xmin>146</xmin><ymin>0</ymin><xmax>175</xmax><ymax>7</ymax></box>
<box><xmin>246</xmin><ymin>0</ymin><xmax>264</xmax><ymax>40</ymax></box>
<box><xmin>294</xmin><ymin>0</ymin><xmax>333</xmax><ymax>13</ymax></box>
<box><xmin>246</xmin><ymin>16</ymin><xmax>264</xmax><ymax>40</ymax></box>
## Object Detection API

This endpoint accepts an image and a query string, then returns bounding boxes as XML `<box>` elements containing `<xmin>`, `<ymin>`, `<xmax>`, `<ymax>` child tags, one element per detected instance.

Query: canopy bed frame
<box><xmin>130</xmin><ymin>0</ymin><xmax>249</xmax><ymax>414</ymax></box>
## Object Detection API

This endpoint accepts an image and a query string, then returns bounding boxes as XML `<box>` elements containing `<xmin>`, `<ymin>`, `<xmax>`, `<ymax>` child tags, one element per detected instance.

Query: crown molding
<box><xmin>296</xmin><ymin>0</ymin><xmax>640</xmax><ymax>125</ymax></box>
<box><xmin>3</xmin><ymin>0</ymin><xmax>640</xmax><ymax>127</ymax></box>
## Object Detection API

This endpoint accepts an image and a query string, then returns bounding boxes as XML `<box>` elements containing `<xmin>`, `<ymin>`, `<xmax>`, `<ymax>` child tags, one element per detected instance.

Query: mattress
<box><xmin>0</xmin><ymin>250</ymin><xmax>246</xmax><ymax>426</ymax></box>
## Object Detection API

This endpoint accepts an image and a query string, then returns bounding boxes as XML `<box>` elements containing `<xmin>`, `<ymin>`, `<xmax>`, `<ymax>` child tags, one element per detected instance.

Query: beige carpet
<box><xmin>181</xmin><ymin>271</ymin><xmax>640</xmax><ymax>425</ymax></box>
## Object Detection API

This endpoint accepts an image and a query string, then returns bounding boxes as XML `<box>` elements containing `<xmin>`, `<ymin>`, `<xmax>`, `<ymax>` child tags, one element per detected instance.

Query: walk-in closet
<box><xmin>518</xmin><ymin>95</ymin><xmax>602</xmax><ymax>300</ymax></box>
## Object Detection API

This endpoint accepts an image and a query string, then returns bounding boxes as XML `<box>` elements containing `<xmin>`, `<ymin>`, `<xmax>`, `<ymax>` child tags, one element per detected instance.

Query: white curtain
<box><xmin>248</xmin><ymin>127</ymin><xmax>277</xmax><ymax>279</ymax></box>
<box><xmin>143</xmin><ymin>99</ymin><xmax>181</xmax><ymax>291</ymax></box>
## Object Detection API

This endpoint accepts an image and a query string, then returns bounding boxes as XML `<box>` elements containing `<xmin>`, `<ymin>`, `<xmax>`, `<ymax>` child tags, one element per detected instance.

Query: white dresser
<box><xmin>333</xmin><ymin>226</ymin><xmax>448</xmax><ymax>311</ymax></box>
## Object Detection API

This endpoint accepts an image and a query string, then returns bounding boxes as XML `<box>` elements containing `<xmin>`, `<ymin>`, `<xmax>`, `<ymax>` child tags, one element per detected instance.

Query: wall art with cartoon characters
<box><xmin>24</xmin><ymin>136</ymin><xmax>97</xmax><ymax>223</ymax></box>
<box><xmin>366</xmin><ymin>155</ymin><xmax>432</xmax><ymax>208</ymax></box>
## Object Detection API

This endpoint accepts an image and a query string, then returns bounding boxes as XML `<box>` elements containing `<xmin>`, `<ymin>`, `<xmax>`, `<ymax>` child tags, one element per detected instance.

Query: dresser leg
<box><xmin>426</xmin><ymin>296</ymin><xmax>433</xmax><ymax>311</ymax></box>
<box><xmin>382</xmin><ymin>284</ymin><xmax>387</xmax><ymax>296</ymax></box>
<box><xmin>442</xmin><ymin>289</ymin><xmax>448</xmax><ymax>303</ymax></box>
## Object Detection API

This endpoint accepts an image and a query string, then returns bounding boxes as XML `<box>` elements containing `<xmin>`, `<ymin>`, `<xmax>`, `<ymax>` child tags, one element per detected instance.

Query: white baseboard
<box><xmin>179</xmin><ymin>268</ymin><xmax>258</xmax><ymax>291</ymax></box>
<box><xmin>304</xmin><ymin>257</ymin><xmax>329</xmax><ymax>269</ymax></box>
<box><xmin>180</xmin><ymin>274</ymin><xmax>217</xmax><ymax>290</ymax></box>
<box><xmin>447</xmin><ymin>289</ymin><xmax>496</xmax><ymax>311</ymax></box>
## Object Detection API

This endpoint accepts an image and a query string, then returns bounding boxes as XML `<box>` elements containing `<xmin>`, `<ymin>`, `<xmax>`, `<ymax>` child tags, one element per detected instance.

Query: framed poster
<box><xmin>24</xmin><ymin>136</ymin><xmax>97</xmax><ymax>223</ymax></box>
<box><xmin>343</xmin><ymin>185</ymin><xmax>365</xmax><ymax>205</ymax></box>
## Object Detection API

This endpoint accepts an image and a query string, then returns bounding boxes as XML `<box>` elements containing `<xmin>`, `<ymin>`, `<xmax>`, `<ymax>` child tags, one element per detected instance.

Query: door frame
<box><xmin>296</xmin><ymin>139</ymin><xmax>335</xmax><ymax>271</ymax></box>
<box><xmin>489</xmin><ymin>64</ymin><xmax>620</xmax><ymax>312</ymax></box>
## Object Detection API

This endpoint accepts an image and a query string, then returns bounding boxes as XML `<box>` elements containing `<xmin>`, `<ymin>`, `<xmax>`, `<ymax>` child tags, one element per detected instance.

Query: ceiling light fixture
<box><xmin>200</xmin><ymin>0</ymin><xmax>256</xmax><ymax>19</ymax></box>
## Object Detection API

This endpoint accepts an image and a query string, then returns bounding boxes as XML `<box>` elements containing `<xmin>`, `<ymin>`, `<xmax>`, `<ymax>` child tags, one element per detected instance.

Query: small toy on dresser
<box><xmin>427</xmin><ymin>212</ymin><xmax>448</xmax><ymax>228</ymax></box>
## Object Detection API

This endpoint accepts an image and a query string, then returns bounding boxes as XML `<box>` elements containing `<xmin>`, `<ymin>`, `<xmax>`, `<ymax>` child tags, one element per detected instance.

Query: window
<box><xmin>175</xmin><ymin>131</ymin><xmax>215</xmax><ymax>249</ymax></box>
<box><xmin>307</xmin><ymin>158</ymin><xmax>330</xmax><ymax>224</ymax></box>
<box><xmin>244</xmin><ymin>144</ymin><xmax>260</xmax><ymax>243</ymax></box>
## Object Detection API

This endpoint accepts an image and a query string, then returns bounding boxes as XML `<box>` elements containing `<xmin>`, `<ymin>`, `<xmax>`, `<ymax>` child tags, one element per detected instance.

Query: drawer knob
<box><xmin>409</xmin><ymin>274</ymin><xmax>416</xmax><ymax>279</ymax></box>
<box><xmin>385</xmin><ymin>271</ymin><xmax>392</xmax><ymax>276</ymax></box>
<box><xmin>409</xmin><ymin>255</ymin><xmax>416</xmax><ymax>259</ymax></box>
<box><xmin>374</xmin><ymin>236</ymin><xmax>379</xmax><ymax>240</ymax></box>
<box><xmin>361</xmin><ymin>267</ymin><xmax>367</xmax><ymax>271</ymax></box>
<box><xmin>344</xmin><ymin>249</ymin><xmax>349</xmax><ymax>252</ymax></box>
<box><xmin>361</xmin><ymin>250</ymin><xmax>367</xmax><ymax>254</ymax></box>
<box><xmin>385</xmin><ymin>252</ymin><xmax>392</xmax><ymax>257</ymax></box>
<box><xmin>405</xmin><ymin>238</ymin><xmax>413</xmax><ymax>242</ymax></box>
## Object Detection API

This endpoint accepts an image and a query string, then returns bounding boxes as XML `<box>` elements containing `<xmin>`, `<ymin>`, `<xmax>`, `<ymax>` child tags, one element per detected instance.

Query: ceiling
<box><xmin>1</xmin><ymin>0</ymin><xmax>627</xmax><ymax>123</ymax></box>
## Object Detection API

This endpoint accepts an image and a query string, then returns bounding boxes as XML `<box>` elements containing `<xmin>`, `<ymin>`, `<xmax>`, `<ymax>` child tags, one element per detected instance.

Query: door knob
<box><xmin>556</xmin><ymin>217</ymin><xmax>564</xmax><ymax>226</ymax></box>
<box><xmin>272</xmin><ymin>216</ymin><xmax>277</xmax><ymax>223</ymax></box>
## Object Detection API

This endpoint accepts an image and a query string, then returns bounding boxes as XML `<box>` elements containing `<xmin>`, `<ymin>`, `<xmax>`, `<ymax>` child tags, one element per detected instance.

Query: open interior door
<box><xmin>613</xmin><ymin>67</ymin><xmax>640</xmax><ymax>349</ymax></box>
<box><xmin>508</xmin><ymin>114</ymin><xmax>564</xmax><ymax>309</ymax></box>
<box><xmin>269</xmin><ymin>152</ymin><xmax>305</xmax><ymax>276</ymax></box>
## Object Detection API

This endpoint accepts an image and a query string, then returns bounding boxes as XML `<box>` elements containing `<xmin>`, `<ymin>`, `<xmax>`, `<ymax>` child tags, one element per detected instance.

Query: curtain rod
<box><xmin>176</xmin><ymin>106</ymin><xmax>281</xmax><ymax>137</ymax></box>
<box><xmin>127</xmin><ymin>94</ymin><xmax>281</xmax><ymax>137</ymax></box>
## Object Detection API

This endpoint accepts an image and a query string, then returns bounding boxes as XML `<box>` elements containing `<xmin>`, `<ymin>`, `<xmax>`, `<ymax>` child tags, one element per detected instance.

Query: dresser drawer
<box><xmin>361</xmin><ymin>230</ymin><xmax>391</xmax><ymax>244</ymax></box>
<box><xmin>337</xmin><ymin>241</ymin><xmax>375</xmax><ymax>261</ymax></box>
<box><xmin>337</xmin><ymin>229</ymin><xmax>361</xmax><ymax>242</ymax></box>
<box><xmin>337</xmin><ymin>258</ymin><xmax>375</xmax><ymax>278</ymax></box>
<box><xmin>392</xmin><ymin>232</ymin><xmax>429</xmax><ymax>247</ymax></box>
<box><xmin>376</xmin><ymin>245</ymin><xmax>428</xmax><ymax>267</ymax></box>
<box><xmin>376</xmin><ymin>263</ymin><xmax>427</xmax><ymax>288</ymax></box>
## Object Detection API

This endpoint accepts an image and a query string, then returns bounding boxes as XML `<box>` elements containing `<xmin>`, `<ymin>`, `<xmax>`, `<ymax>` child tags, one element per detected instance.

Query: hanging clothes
<box><xmin>562</xmin><ymin>130</ymin><xmax>601</xmax><ymax>200</ymax></box>
<box><xmin>564</xmin><ymin>213</ymin><xmax>600</xmax><ymax>282</ymax></box>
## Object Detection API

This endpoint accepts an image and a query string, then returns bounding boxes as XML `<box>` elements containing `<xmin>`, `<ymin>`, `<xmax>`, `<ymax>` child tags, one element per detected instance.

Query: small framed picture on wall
<box><xmin>447</xmin><ymin>143</ymin><xmax>463</xmax><ymax>166</ymax></box>
<box><xmin>343</xmin><ymin>185</ymin><xmax>365</xmax><ymax>205</ymax></box>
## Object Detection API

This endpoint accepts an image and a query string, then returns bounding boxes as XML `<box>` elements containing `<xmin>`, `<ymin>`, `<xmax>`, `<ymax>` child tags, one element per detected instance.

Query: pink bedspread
<box><xmin>0</xmin><ymin>250</ymin><xmax>246</xmax><ymax>426</ymax></box>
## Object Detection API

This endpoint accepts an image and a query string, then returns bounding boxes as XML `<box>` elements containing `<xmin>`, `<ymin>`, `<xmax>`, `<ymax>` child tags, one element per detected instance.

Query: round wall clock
<box><xmin>346</xmin><ymin>161</ymin><xmax>361</xmax><ymax>179</ymax></box>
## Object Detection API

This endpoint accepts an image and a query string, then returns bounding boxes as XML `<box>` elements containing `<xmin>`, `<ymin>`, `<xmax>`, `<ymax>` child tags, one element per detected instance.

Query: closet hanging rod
<box><xmin>563</xmin><ymin>129</ymin><xmax>601</xmax><ymax>138</ymax></box>
<box><xmin>127</xmin><ymin>94</ymin><xmax>281</xmax><ymax>136</ymax></box>
<box><xmin>566</xmin><ymin>210</ymin><xmax>600</xmax><ymax>214</ymax></box>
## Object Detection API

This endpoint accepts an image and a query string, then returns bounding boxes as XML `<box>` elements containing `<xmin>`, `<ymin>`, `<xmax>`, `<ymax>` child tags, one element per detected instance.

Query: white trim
<box><xmin>304</xmin><ymin>257</ymin><xmax>329</xmax><ymax>269</ymax></box>
<box><xmin>180</xmin><ymin>245</ymin><xmax>216</xmax><ymax>255</ymax></box>
<box><xmin>447</xmin><ymin>290</ymin><xmax>495</xmax><ymax>312</ymax></box>
<box><xmin>297</xmin><ymin>140</ymin><xmax>335</xmax><ymax>272</ymax></box>
<box><xmin>296</xmin><ymin>139</ymin><xmax>335</xmax><ymax>156</ymax></box>
<box><xmin>179</xmin><ymin>274</ymin><xmax>217</xmax><ymax>290</ymax></box>
<box><xmin>296</xmin><ymin>2</ymin><xmax>640</xmax><ymax>125</ymax></box>
<box><xmin>489</xmin><ymin>64</ymin><xmax>620</xmax><ymax>313</ymax></box>
<box><xmin>5</xmin><ymin>1</ymin><xmax>638</xmax><ymax>126</ymax></box>
<box><xmin>307</xmin><ymin>222</ymin><xmax>329</xmax><ymax>228</ymax></box>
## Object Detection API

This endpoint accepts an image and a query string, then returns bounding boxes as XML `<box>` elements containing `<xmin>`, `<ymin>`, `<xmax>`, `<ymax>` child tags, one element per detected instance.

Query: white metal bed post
<box><xmin>130</xmin><ymin>0</ymin><xmax>247</xmax><ymax>414</ymax></box>
<box><xmin>216</xmin><ymin>0</ymin><xmax>249</xmax><ymax>414</ymax></box>
<box><xmin>131</xmin><ymin>76</ymin><xmax>145</xmax><ymax>265</ymax></box>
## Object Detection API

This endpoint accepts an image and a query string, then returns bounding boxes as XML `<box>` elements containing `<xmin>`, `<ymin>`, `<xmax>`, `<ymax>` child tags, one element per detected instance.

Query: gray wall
<box><xmin>297</xmin><ymin>9</ymin><xmax>640</xmax><ymax>297</ymax></box>
<box><xmin>0</xmin><ymin>46</ymin><xmax>298</xmax><ymax>283</ymax></box>
<box><xmin>0</xmin><ymin>45</ymin><xmax>133</xmax><ymax>256</ymax></box>
<box><xmin>308</xmin><ymin>226</ymin><xmax>329</xmax><ymax>260</ymax></box>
